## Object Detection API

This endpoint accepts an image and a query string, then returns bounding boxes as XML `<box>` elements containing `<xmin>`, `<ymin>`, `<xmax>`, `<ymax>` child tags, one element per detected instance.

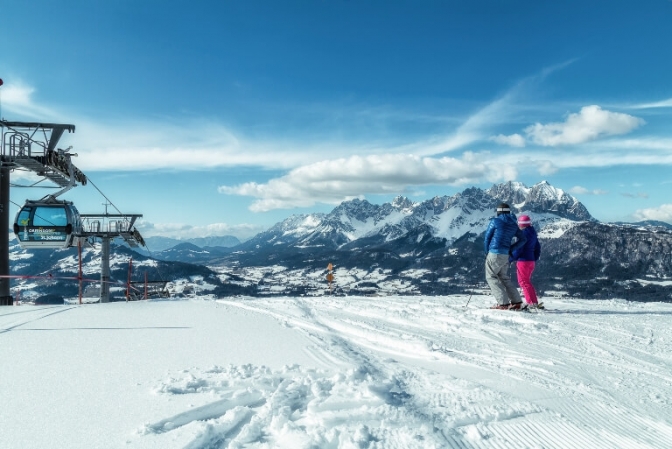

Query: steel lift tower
<box><xmin>0</xmin><ymin>120</ymin><xmax>86</xmax><ymax>305</ymax></box>
<box><xmin>78</xmin><ymin>212</ymin><xmax>145</xmax><ymax>303</ymax></box>
<box><xmin>0</xmin><ymin>120</ymin><xmax>145</xmax><ymax>304</ymax></box>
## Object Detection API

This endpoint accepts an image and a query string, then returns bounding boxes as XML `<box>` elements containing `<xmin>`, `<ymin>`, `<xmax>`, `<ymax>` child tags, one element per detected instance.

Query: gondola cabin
<box><xmin>13</xmin><ymin>200</ymin><xmax>82</xmax><ymax>249</ymax></box>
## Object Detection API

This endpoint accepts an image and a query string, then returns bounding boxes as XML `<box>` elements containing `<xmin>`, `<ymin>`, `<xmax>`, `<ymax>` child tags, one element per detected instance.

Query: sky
<box><xmin>2</xmin><ymin>293</ymin><xmax>672</xmax><ymax>448</ymax></box>
<box><xmin>2</xmin><ymin>0</ymin><xmax>672</xmax><ymax>240</ymax></box>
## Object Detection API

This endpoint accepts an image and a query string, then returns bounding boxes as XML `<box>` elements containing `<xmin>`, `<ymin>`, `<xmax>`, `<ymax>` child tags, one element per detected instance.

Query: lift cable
<box><xmin>10</xmin><ymin>175</ymin><xmax>168</xmax><ymax>295</ymax></box>
<box><xmin>4</xmin><ymin>128</ymin><xmax>168</xmax><ymax>294</ymax></box>
<box><xmin>85</xmin><ymin>178</ymin><xmax>123</xmax><ymax>215</ymax></box>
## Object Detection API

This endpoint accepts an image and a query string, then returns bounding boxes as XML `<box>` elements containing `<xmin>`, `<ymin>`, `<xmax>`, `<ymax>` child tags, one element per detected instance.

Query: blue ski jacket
<box><xmin>484</xmin><ymin>213</ymin><xmax>527</xmax><ymax>255</ymax></box>
<box><xmin>510</xmin><ymin>225</ymin><xmax>541</xmax><ymax>261</ymax></box>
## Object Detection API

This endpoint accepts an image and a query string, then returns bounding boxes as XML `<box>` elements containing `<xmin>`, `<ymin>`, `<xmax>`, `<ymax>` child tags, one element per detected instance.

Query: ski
<box><xmin>488</xmin><ymin>302</ymin><xmax>545</xmax><ymax>312</ymax></box>
<box><xmin>522</xmin><ymin>302</ymin><xmax>545</xmax><ymax>312</ymax></box>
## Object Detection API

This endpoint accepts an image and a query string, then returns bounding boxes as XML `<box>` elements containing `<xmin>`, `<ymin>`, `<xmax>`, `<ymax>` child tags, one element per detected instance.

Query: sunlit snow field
<box><xmin>2</xmin><ymin>295</ymin><xmax>671</xmax><ymax>448</ymax></box>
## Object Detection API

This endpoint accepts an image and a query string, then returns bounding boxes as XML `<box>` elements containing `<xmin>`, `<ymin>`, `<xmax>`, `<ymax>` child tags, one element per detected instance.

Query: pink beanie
<box><xmin>518</xmin><ymin>215</ymin><xmax>532</xmax><ymax>226</ymax></box>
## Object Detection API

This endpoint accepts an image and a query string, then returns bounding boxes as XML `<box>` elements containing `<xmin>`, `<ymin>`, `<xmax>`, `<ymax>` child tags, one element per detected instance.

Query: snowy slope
<box><xmin>2</xmin><ymin>295</ymin><xmax>671</xmax><ymax>449</ymax></box>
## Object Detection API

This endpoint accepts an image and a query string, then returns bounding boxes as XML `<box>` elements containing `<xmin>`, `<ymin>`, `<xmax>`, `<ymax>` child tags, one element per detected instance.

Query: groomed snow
<box><xmin>2</xmin><ymin>295</ymin><xmax>672</xmax><ymax>448</ymax></box>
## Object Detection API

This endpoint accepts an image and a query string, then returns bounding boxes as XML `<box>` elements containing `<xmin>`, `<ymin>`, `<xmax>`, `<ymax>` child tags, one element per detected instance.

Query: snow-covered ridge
<box><xmin>243</xmin><ymin>180</ymin><xmax>592</xmax><ymax>251</ymax></box>
<box><xmin>528</xmin><ymin>215</ymin><xmax>583</xmax><ymax>238</ymax></box>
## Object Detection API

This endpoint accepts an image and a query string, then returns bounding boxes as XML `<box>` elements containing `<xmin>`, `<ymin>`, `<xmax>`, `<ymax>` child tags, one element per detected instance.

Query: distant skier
<box><xmin>484</xmin><ymin>203</ymin><xmax>526</xmax><ymax>310</ymax></box>
<box><xmin>510</xmin><ymin>214</ymin><xmax>542</xmax><ymax>308</ymax></box>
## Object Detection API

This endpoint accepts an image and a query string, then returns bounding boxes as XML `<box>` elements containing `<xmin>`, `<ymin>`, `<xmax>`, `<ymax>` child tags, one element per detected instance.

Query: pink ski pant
<box><xmin>516</xmin><ymin>261</ymin><xmax>538</xmax><ymax>304</ymax></box>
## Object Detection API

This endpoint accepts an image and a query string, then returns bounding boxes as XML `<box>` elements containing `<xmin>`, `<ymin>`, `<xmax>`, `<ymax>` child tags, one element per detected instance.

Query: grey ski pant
<box><xmin>485</xmin><ymin>253</ymin><xmax>522</xmax><ymax>305</ymax></box>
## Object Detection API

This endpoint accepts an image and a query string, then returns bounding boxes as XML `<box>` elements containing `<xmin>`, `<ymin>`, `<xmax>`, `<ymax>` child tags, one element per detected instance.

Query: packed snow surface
<box><xmin>2</xmin><ymin>295</ymin><xmax>672</xmax><ymax>448</ymax></box>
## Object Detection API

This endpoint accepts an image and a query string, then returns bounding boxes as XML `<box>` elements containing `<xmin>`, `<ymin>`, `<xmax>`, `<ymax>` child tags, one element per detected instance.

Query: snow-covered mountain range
<box><xmin>237</xmin><ymin>180</ymin><xmax>592</xmax><ymax>251</ymax></box>
<box><xmin>7</xmin><ymin>181</ymin><xmax>672</xmax><ymax>302</ymax></box>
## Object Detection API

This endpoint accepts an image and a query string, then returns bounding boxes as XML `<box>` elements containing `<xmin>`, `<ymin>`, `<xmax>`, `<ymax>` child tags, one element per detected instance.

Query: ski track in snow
<box><xmin>132</xmin><ymin>295</ymin><xmax>672</xmax><ymax>449</ymax></box>
<box><xmin>0</xmin><ymin>305</ymin><xmax>77</xmax><ymax>333</ymax></box>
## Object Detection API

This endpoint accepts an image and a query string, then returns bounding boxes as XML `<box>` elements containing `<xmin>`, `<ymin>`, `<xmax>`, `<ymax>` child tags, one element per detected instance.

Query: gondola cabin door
<box><xmin>13</xmin><ymin>202</ymin><xmax>81</xmax><ymax>249</ymax></box>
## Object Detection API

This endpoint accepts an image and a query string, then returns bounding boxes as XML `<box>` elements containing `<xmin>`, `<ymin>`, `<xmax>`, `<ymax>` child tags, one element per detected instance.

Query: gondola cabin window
<box><xmin>13</xmin><ymin>203</ymin><xmax>79</xmax><ymax>248</ymax></box>
<box><xmin>33</xmin><ymin>207</ymin><xmax>68</xmax><ymax>226</ymax></box>
<box><xmin>16</xmin><ymin>208</ymin><xmax>31</xmax><ymax>226</ymax></box>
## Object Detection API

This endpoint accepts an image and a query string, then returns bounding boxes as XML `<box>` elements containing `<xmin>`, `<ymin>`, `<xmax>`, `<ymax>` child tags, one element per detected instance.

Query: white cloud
<box><xmin>568</xmin><ymin>186</ymin><xmax>608</xmax><ymax>195</ymax></box>
<box><xmin>633</xmin><ymin>204</ymin><xmax>672</xmax><ymax>223</ymax></box>
<box><xmin>490</xmin><ymin>133</ymin><xmax>526</xmax><ymax>147</ymax></box>
<box><xmin>219</xmin><ymin>153</ymin><xmax>518</xmax><ymax>211</ymax></box>
<box><xmin>524</xmin><ymin>105</ymin><xmax>644</xmax><ymax>146</ymax></box>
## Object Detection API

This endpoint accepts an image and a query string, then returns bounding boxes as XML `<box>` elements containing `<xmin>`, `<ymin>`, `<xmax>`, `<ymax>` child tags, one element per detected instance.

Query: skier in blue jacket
<box><xmin>484</xmin><ymin>203</ymin><xmax>527</xmax><ymax>310</ymax></box>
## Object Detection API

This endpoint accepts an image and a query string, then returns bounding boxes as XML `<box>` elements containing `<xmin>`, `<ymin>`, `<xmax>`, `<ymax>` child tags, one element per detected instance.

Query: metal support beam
<box><xmin>2</xmin><ymin>120</ymin><xmax>82</xmax><ymax>305</ymax></box>
<box><xmin>1</xmin><ymin>121</ymin><xmax>144</xmax><ymax>305</ymax></box>
<box><xmin>0</xmin><ymin>166</ymin><xmax>12</xmax><ymax>305</ymax></box>
<box><xmin>100</xmin><ymin>238</ymin><xmax>110</xmax><ymax>303</ymax></box>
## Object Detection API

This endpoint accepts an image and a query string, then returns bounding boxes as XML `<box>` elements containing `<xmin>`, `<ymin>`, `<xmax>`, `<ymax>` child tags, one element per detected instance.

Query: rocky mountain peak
<box><xmin>392</xmin><ymin>195</ymin><xmax>415</xmax><ymax>211</ymax></box>
<box><xmin>486</xmin><ymin>181</ymin><xmax>593</xmax><ymax>221</ymax></box>
<box><xmin>486</xmin><ymin>181</ymin><xmax>530</xmax><ymax>206</ymax></box>
<box><xmin>330</xmin><ymin>198</ymin><xmax>381</xmax><ymax>222</ymax></box>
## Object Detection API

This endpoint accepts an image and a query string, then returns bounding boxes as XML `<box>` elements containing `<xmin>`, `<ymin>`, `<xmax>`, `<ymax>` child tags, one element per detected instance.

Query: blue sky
<box><xmin>2</xmin><ymin>0</ymin><xmax>672</xmax><ymax>240</ymax></box>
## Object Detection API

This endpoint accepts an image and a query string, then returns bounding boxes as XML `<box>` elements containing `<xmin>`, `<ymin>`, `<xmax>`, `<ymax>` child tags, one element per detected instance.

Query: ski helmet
<box><xmin>496</xmin><ymin>203</ymin><xmax>511</xmax><ymax>216</ymax></box>
<box><xmin>518</xmin><ymin>214</ymin><xmax>532</xmax><ymax>226</ymax></box>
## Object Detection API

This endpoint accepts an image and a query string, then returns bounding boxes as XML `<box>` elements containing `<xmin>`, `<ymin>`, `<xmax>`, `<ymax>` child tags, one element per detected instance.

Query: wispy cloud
<box><xmin>633</xmin><ymin>204</ymin><xmax>672</xmax><ymax>223</ymax></box>
<box><xmin>621</xmin><ymin>192</ymin><xmax>649</xmax><ymax>199</ymax></box>
<box><xmin>219</xmin><ymin>153</ymin><xmax>518</xmax><ymax>211</ymax></box>
<box><xmin>533</xmin><ymin>160</ymin><xmax>559</xmax><ymax>176</ymax></box>
<box><xmin>7</xmin><ymin>71</ymin><xmax>672</xmax><ymax>214</ymax></box>
<box><xmin>0</xmin><ymin>72</ymin><xmax>538</xmax><ymax>168</ymax></box>
<box><xmin>1</xmin><ymin>80</ymin><xmax>58</xmax><ymax>119</ymax></box>
<box><xmin>136</xmin><ymin>220</ymin><xmax>264</xmax><ymax>240</ymax></box>
<box><xmin>630</xmin><ymin>98</ymin><xmax>672</xmax><ymax>109</ymax></box>
<box><xmin>1</xmin><ymin>79</ymin><xmax>497</xmax><ymax>171</ymax></box>
<box><xmin>568</xmin><ymin>186</ymin><xmax>608</xmax><ymax>195</ymax></box>
<box><xmin>214</xmin><ymin>64</ymin><xmax>587</xmax><ymax>211</ymax></box>
<box><xmin>74</xmin><ymin>119</ymin><xmax>313</xmax><ymax>171</ymax></box>
<box><xmin>594</xmin><ymin>137</ymin><xmax>672</xmax><ymax>151</ymax></box>
<box><xmin>403</xmin><ymin>86</ymin><xmax>526</xmax><ymax>158</ymax></box>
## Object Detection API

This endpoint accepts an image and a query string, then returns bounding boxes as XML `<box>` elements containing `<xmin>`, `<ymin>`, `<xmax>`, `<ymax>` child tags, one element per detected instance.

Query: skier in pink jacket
<box><xmin>510</xmin><ymin>214</ymin><xmax>542</xmax><ymax>308</ymax></box>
